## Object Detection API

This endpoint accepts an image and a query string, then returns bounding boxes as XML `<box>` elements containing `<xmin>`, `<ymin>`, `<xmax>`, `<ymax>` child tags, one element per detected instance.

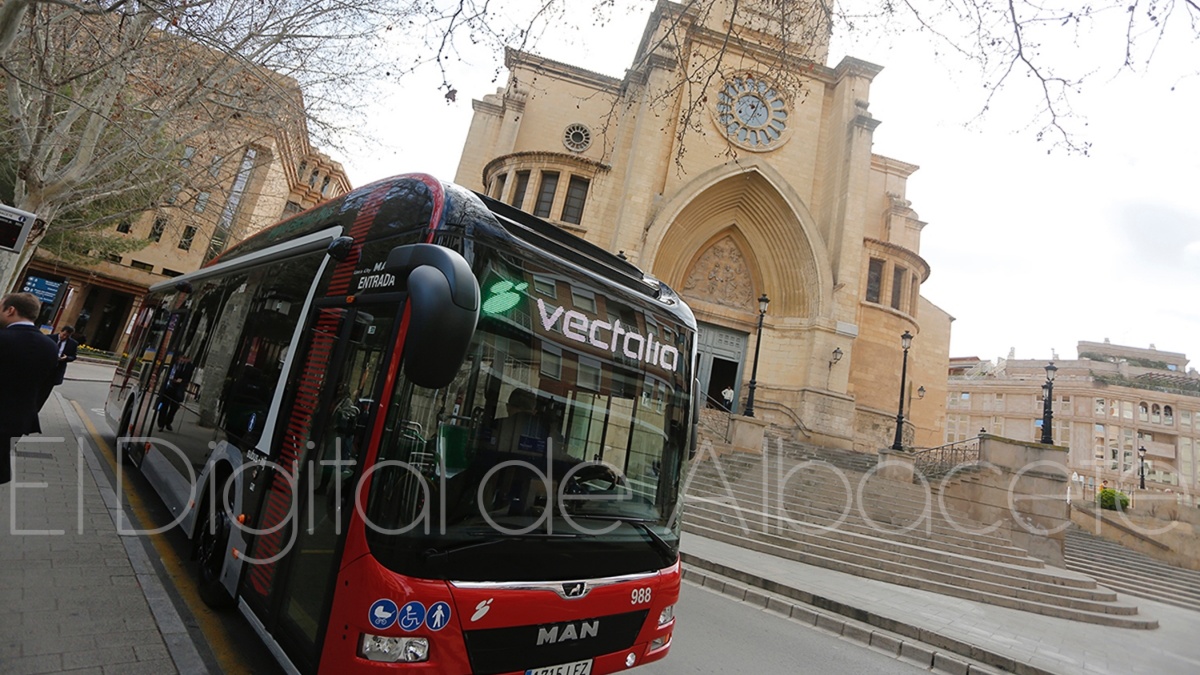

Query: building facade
<box><xmin>20</xmin><ymin>87</ymin><xmax>349</xmax><ymax>355</ymax></box>
<box><xmin>946</xmin><ymin>341</ymin><xmax>1200</xmax><ymax>498</ymax></box>
<box><xmin>455</xmin><ymin>0</ymin><xmax>952</xmax><ymax>451</ymax></box>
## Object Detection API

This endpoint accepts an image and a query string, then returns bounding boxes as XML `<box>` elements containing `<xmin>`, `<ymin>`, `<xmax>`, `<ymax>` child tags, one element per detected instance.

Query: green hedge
<box><xmin>1098</xmin><ymin>488</ymin><xmax>1130</xmax><ymax>511</ymax></box>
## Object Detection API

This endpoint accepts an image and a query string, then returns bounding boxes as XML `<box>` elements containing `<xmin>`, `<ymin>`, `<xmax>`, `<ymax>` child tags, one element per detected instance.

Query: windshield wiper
<box><xmin>570</xmin><ymin>516</ymin><xmax>677</xmax><ymax>562</ymax></box>
<box><xmin>422</xmin><ymin>531</ymin><xmax>582</xmax><ymax>561</ymax></box>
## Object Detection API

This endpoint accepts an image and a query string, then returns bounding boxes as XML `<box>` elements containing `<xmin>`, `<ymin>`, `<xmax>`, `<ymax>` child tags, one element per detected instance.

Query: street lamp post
<box><xmin>1040</xmin><ymin>362</ymin><xmax>1058</xmax><ymax>444</ymax></box>
<box><xmin>743</xmin><ymin>293</ymin><xmax>769</xmax><ymax>418</ymax></box>
<box><xmin>891</xmin><ymin>330</ymin><xmax>913</xmax><ymax>451</ymax></box>
<box><xmin>1138</xmin><ymin>446</ymin><xmax>1147</xmax><ymax>490</ymax></box>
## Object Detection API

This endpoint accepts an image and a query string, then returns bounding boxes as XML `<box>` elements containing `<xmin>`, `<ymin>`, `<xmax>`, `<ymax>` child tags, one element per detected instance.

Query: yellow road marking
<box><xmin>71</xmin><ymin>401</ymin><xmax>252</xmax><ymax>674</ymax></box>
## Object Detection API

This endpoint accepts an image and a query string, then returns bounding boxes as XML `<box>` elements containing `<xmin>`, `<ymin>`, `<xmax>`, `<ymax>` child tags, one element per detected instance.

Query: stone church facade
<box><xmin>455</xmin><ymin>0</ymin><xmax>951</xmax><ymax>452</ymax></box>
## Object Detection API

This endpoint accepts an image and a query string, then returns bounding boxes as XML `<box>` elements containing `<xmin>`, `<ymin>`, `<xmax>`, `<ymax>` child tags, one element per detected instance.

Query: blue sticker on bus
<box><xmin>426</xmin><ymin>601</ymin><xmax>452</xmax><ymax>631</ymax></box>
<box><xmin>369</xmin><ymin>599</ymin><xmax>398</xmax><ymax>629</ymax></box>
<box><xmin>399</xmin><ymin>601</ymin><xmax>426</xmax><ymax>631</ymax></box>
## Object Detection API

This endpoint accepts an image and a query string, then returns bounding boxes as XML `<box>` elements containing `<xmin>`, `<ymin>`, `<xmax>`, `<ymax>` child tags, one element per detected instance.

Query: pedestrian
<box><xmin>49</xmin><ymin>325</ymin><xmax>79</xmax><ymax>384</ymax></box>
<box><xmin>0</xmin><ymin>292</ymin><xmax>59</xmax><ymax>485</ymax></box>
<box><xmin>156</xmin><ymin>354</ymin><xmax>195</xmax><ymax>432</ymax></box>
<box><xmin>721</xmin><ymin>385</ymin><xmax>734</xmax><ymax>411</ymax></box>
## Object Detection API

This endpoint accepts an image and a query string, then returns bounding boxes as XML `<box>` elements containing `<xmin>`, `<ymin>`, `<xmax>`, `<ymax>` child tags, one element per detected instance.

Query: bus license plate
<box><xmin>525</xmin><ymin>659</ymin><xmax>593</xmax><ymax>675</ymax></box>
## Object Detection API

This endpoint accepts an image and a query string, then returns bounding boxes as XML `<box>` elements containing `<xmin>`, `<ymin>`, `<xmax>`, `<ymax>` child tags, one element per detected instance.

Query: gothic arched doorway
<box><xmin>695</xmin><ymin>323</ymin><xmax>747</xmax><ymax>412</ymax></box>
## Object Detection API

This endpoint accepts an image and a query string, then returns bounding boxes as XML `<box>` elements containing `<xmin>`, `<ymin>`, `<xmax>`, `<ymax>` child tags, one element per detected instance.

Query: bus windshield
<box><xmin>363</xmin><ymin>232</ymin><xmax>694</xmax><ymax>582</ymax></box>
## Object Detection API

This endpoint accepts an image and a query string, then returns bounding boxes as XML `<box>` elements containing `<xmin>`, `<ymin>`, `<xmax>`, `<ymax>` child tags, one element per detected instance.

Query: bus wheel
<box><xmin>117</xmin><ymin>405</ymin><xmax>139</xmax><ymax>467</ymax></box>
<box><xmin>195</xmin><ymin>501</ymin><xmax>234</xmax><ymax>609</ymax></box>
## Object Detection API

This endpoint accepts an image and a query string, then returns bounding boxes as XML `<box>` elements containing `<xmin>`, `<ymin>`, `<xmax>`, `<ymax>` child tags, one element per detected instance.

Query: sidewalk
<box><xmin>682</xmin><ymin>534</ymin><xmax>1200</xmax><ymax>675</ymax></box>
<box><xmin>62</xmin><ymin>360</ymin><xmax>121</xmax><ymax>383</ymax></box>
<box><xmin>0</xmin><ymin>389</ymin><xmax>205</xmax><ymax>674</ymax></box>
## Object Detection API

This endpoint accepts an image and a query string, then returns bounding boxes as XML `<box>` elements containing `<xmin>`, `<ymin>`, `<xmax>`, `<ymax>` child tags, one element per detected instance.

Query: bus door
<box><xmin>242</xmin><ymin>298</ymin><xmax>401</xmax><ymax>673</ymax></box>
<box><xmin>125</xmin><ymin>307</ymin><xmax>188</xmax><ymax>465</ymax></box>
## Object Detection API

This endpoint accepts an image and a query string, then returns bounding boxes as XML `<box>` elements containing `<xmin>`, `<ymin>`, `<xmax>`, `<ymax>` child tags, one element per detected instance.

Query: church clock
<box><xmin>714</xmin><ymin>75</ymin><xmax>789</xmax><ymax>150</ymax></box>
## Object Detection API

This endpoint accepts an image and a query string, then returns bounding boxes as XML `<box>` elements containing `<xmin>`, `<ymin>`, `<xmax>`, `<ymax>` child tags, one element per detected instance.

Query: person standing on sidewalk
<box><xmin>50</xmin><ymin>325</ymin><xmax>79</xmax><ymax>385</ymax></box>
<box><xmin>35</xmin><ymin>325</ymin><xmax>79</xmax><ymax>415</ymax></box>
<box><xmin>0</xmin><ymin>292</ymin><xmax>59</xmax><ymax>485</ymax></box>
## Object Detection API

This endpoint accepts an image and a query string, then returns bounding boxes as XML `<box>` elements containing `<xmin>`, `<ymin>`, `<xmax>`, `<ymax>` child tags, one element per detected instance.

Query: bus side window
<box><xmin>215</xmin><ymin>251</ymin><xmax>325</xmax><ymax>452</ymax></box>
<box><xmin>190</xmin><ymin>273</ymin><xmax>250</xmax><ymax>433</ymax></box>
<box><xmin>119</xmin><ymin>305</ymin><xmax>156</xmax><ymax>378</ymax></box>
<box><xmin>157</xmin><ymin>277</ymin><xmax>243</xmax><ymax>468</ymax></box>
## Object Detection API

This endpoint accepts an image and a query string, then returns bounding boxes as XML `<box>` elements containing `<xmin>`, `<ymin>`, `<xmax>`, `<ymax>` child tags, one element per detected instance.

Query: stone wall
<box><xmin>936</xmin><ymin>436</ymin><xmax>1071</xmax><ymax>566</ymax></box>
<box><xmin>1071</xmin><ymin>500</ymin><xmax>1200</xmax><ymax>572</ymax></box>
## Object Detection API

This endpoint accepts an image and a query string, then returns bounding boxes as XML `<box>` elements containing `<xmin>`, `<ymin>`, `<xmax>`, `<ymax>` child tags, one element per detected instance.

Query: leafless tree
<box><xmin>0</xmin><ymin>0</ymin><xmax>412</xmax><ymax>289</ymax></box>
<box><xmin>395</xmin><ymin>0</ymin><xmax>1198</xmax><ymax>159</ymax></box>
<box><xmin>2</xmin><ymin>0</ymin><xmax>1195</xmax><ymax>288</ymax></box>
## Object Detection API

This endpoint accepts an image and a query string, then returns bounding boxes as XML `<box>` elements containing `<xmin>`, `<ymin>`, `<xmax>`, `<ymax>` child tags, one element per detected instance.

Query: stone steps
<box><xmin>772</xmin><ymin>440</ymin><xmax>881</xmax><ymax>474</ymax></box>
<box><xmin>688</xmin><ymin>476</ymin><xmax>1033</xmax><ymax>563</ymax></box>
<box><xmin>1064</xmin><ymin>528</ymin><xmax>1200</xmax><ymax>613</ymax></box>
<box><xmin>1065</xmin><ymin>528</ymin><xmax>1200</xmax><ymax>583</ymax></box>
<box><xmin>682</xmin><ymin>517</ymin><xmax>1155</xmax><ymax>628</ymax></box>
<box><xmin>681</xmin><ymin>446</ymin><xmax>1157</xmax><ymax>628</ymax></box>
<box><xmin>686</xmin><ymin>502</ymin><xmax>1111</xmax><ymax>604</ymax></box>
<box><xmin>692</xmin><ymin>449</ymin><xmax>968</xmax><ymax>518</ymax></box>
<box><xmin>687</xmin><ymin>490</ymin><xmax>1043</xmax><ymax>568</ymax></box>
<box><xmin>687</xmin><ymin>461</ymin><xmax>1022</xmax><ymax>553</ymax></box>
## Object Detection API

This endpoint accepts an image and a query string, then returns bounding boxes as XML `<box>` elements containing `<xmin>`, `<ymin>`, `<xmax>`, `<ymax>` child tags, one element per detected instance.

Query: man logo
<box><xmin>561</xmin><ymin>582</ymin><xmax>587</xmax><ymax>599</ymax></box>
<box><xmin>537</xmin><ymin>620</ymin><xmax>599</xmax><ymax>645</ymax></box>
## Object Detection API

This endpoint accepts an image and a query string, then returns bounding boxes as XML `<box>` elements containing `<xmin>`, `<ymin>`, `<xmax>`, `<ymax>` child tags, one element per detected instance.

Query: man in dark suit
<box><xmin>0</xmin><ymin>292</ymin><xmax>59</xmax><ymax>485</ymax></box>
<box><xmin>49</xmin><ymin>325</ymin><xmax>79</xmax><ymax>386</ymax></box>
<box><xmin>156</xmin><ymin>354</ymin><xmax>195</xmax><ymax>432</ymax></box>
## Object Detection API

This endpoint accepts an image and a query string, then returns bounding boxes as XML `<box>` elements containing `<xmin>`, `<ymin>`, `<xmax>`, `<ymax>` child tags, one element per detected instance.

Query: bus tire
<box><xmin>117</xmin><ymin>403</ymin><xmax>139</xmax><ymax>467</ymax></box>
<box><xmin>195</xmin><ymin>498</ymin><xmax>234</xmax><ymax>609</ymax></box>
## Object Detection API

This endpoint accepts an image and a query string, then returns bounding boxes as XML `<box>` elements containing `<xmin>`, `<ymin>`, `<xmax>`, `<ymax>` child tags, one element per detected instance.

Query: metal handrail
<box><xmin>697</xmin><ymin>392</ymin><xmax>733</xmax><ymax>442</ymax></box>
<box><xmin>693</xmin><ymin>392</ymin><xmax>812</xmax><ymax>444</ymax></box>
<box><xmin>753</xmin><ymin>399</ymin><xmax>812</xmax><ymax>438</ymax></box>
<box><xmin>910</xmin><ymin>436</ymin><xmax>982</xmax><ymax>481</ymax></box>
<box><xmin>702</xmin><ymin>390</ymin><xmax>736</xmax><ymax>414</ymax></box>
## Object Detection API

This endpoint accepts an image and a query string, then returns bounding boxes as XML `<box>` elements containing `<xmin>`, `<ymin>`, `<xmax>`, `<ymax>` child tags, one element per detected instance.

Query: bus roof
<box><xmin>162</xmin><ymin>175</ymin><xmax>690</xmax><ymax>326</ymax></box>
<box><xmin>474</xmin><ymin>192</ymin><xmax>658</xmax><ymax>299</ymax></box>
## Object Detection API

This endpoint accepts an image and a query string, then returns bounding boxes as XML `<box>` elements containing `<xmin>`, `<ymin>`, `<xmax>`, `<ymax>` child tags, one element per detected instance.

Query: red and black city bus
<box><xmin>106</xmin><ymin>173</ymin><xmax>697</xmax><ymax>674</ymax></box>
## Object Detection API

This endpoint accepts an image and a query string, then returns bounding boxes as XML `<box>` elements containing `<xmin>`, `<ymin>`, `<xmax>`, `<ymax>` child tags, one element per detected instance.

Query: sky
<box><xmin>340</xmin><ymin>3</ymin><xmax>1200</xmax><ymax>370</ymax></box>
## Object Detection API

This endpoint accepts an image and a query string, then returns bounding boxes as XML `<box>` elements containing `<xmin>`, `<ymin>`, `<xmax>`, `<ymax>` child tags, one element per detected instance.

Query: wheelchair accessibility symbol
<box><xmin>398</xmin><ymin>601</ymin><xmax>426</xmax><ymax>632</ymax></box>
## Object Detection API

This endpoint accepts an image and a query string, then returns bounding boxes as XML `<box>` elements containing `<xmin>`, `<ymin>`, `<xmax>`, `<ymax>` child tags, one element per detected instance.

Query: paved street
<box><xmin>638</xmin><ymin>583</ymin><xmax>927</xmax><ymax>674</ymax></box>
<box><xmin>5</xmin><ymin>359</ymin><xmax>1200</xmax><ymax>675</ymax></box>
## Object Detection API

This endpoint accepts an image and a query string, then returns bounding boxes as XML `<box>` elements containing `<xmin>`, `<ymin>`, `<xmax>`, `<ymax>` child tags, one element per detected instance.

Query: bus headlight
<box><xmin>658</xmin><ymin>604</ymin><xmax>675</xmax><ymax>627</ymax></box>
<box><xmin>359</xmin><ymin>634</ymin><xmax>429</xmax><ymax>663</ymax></box>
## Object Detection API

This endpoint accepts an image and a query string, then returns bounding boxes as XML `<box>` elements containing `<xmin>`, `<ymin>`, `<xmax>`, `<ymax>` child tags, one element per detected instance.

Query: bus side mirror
<box><xmin>386</xmin><ymin>243</ymin><xmax>480</xmax><ymax>389</ymax></box>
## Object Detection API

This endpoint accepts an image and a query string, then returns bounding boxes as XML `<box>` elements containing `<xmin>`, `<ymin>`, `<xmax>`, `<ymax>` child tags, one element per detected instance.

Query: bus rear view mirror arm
<box><xmin>386</xmin><ymin>243</ymin><xmax>481</xmax><ymax>389</ymax></box>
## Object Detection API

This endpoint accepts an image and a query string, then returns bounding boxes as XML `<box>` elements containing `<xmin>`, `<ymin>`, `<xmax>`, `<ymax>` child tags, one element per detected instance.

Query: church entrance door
<box><xmin>696</xmin><ymin>322</ymin><xmax>747</xmax><ymax>412</ymax></box>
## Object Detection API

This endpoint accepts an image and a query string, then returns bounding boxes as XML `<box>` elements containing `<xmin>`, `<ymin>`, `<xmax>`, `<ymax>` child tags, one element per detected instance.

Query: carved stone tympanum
<box><xmin>683</xmin><ymin>236</ymin><xmax>754</xmax><ymax>309</ymax></box>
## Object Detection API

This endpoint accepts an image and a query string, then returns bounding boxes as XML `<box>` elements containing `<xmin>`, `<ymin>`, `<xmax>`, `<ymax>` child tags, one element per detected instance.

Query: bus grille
<box><xmin>462</xmin><ymin>610</ymin><xmax>648</xmax><ymax>674</ymax></box>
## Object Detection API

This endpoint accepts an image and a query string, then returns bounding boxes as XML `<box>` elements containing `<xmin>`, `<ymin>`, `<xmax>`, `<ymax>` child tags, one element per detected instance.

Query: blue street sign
<box><xmin>21</xmin><ymin>275</ymin><xmax>62</xmax><ymax>306</ymax></box>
